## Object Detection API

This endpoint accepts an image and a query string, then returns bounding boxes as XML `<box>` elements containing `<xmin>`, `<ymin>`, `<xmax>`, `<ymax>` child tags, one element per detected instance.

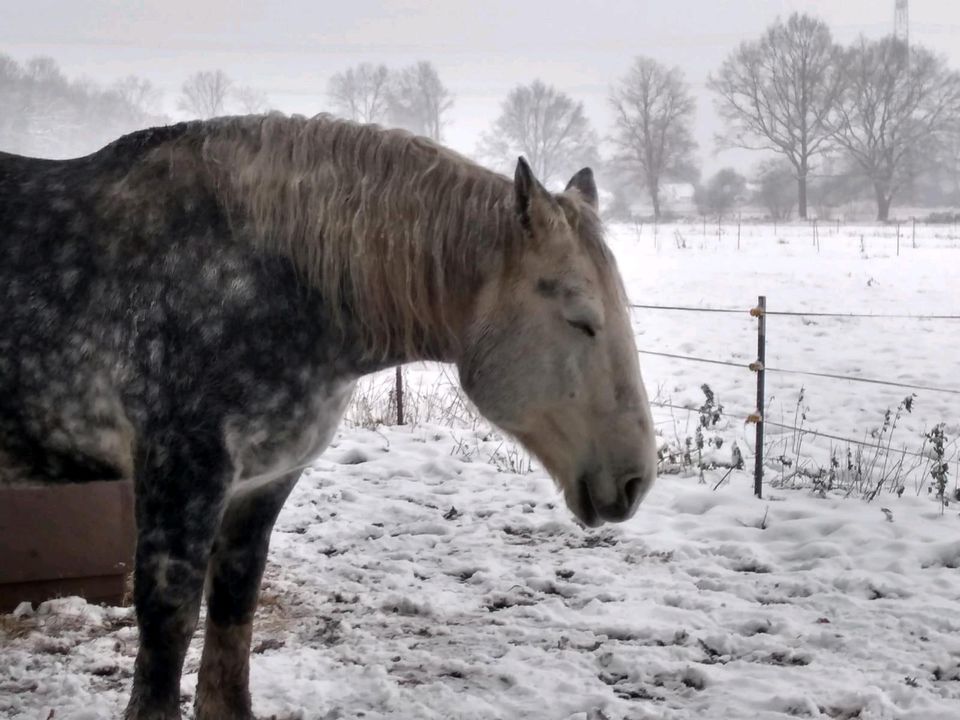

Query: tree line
<box><xmin>326</xmin><ymin>15</ymin><xmax>960</xmax><ymax>222</ymax></box>
<box><xmin>4</xmin><ymin>12</ymin><xmax>960</xmax><ymax>221</ymax></box>
<box><xmin>0</xmin><ymin>59</ymin><xmax>267</xmax><ymax>158</ymax></box>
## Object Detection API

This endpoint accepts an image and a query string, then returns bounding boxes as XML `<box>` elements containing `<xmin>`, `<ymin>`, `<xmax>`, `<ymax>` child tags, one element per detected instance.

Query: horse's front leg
<box><xmin>195</xmin><ymin>472</ymin><xmax>300</xmax><ymax>720</ymax></box>
<box><xmin>124</xmin><ymin>435</ymin><xmax>230</xmax><ymax>720</ymax></box>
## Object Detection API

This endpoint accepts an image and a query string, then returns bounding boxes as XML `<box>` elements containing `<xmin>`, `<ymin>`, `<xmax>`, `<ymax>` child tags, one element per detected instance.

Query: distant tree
<box><xmin>234</xmin><ymin>85</ymin><xmax>269</xmax><ymax>114</ymax></box>
<box><xmin>831</xmin><ymin>37</ymin><xmax>960</xmax><ymax>221</ymax></box>
<box><xmin>386</xmin><ymin>61</ymin><xmax>453</xmax><ymax>141</ymax></box>
<box><xmin>327</xmin><ymin>63</ymin><xmax>391</xmax><ymax>124</ymax></box>
<box><xmin>709</xmin><ymin>13</ymin><xmax>843</xmax><ymax>219</ymax></box>
<box><xmin>112</xmin><ymin>75</ymin><xmax>161</xmax><ymax>115</ymax></box>
<box><xmin>609</xmin><ymin>57</ymin><xmax>697</xmax><ymax>220</ymax></box>
<box><xmin>0</xmin><ymin>54</ymin><xmax>26</xmax><ymax>150</ymax></box>
<box><xmin>106</xmin><ymin>75</ymin><xmax>167</xmax><ymax>132</ymax></box>
<box><xmin>935</xmin><ymin>120</ymin><xmax>960</xmax><ymax>204</ymax></box>
<box><xmin>477</xmin><ymin>79</ymin><xmax>597</xmax><ymax>188</ymax></box>
<box><xmin>753</xmin><ymin>159</ymin><xmax>796</xmax><ymax>220</ymax></box>
<box><xmin>0</xmin><ymin>55</ymin><xmax>169</xmax><ymax>157</ymax></box>
<box><xmin>694</xmin><ymin>168</ymin><xmax>746</xmax><ymax>217</ymax></box>
<box><xmin>179</xmin><ymin>70</ymin><xmax>232</xmax><ymax>118</ymax></box>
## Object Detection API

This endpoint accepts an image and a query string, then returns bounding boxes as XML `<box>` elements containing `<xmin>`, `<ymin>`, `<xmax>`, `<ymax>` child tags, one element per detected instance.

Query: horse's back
<box><xmin>0</xmin><ymin>124</ymin><xmax>358</xmax><ymax>486</ymax></box>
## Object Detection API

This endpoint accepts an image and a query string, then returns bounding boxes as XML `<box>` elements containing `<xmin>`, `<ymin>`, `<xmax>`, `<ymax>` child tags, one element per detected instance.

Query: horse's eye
<box><xmin>568</xmin><ymin>320</ymin><xmax>597</xmax><ymax>338</ymax></box>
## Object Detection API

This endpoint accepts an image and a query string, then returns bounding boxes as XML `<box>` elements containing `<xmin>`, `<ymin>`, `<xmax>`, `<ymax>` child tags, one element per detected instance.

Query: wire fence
<box><xmin>630</xmin><ymin>302</ymin><xmax>960</xmax><ymax>322</ymax></box>
<box><xmin>632</xmin><ymin>298</ymin><xmax>959</xmax><ymax>498</ymax></box>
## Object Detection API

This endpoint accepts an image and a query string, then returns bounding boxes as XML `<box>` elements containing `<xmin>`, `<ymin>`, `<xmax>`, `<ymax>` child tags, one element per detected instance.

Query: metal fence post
<box><xmin>751</xmin><ymin>296</ymin><xmax>767</xmax><ymax>498</ymax></box>
<box><xmin>395</xmin><ymin>366</ymin><xmax>404</xmax><ymax>425</ymax></box>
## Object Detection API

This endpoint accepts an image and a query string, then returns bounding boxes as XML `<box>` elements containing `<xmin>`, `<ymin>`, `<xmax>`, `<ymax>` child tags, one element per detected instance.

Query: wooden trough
<box><xmin>0</xmin><ymin>480</ymin><xmax>136</xmax><ymax>612</ymax></box>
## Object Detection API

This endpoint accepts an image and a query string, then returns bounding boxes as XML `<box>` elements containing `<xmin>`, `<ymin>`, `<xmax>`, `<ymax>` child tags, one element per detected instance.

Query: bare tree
<box><xmin>831</xmin><ymin>37</ymin><xmax>960</xmax><ymax>221</ymax></box>
<box><xmin>327</xmin><ymin>63</ymin><xmax>391</xmax><ymax>124</ymax></box>
<box><xmin>609</xmin><ymin>57</ymin><xmax>697</xmax><ymax>220</ymax></box>
<box><xmin>709</xmin><ymin>13</ymin><xmax>843</xmax><ymax>219</ymax></box>
<box><xmin>179</xmin><ymin>70</ymin><xmax>232</xmax><ymax>118</ymax></box>
<box><xmin>234</xmin><ymin>85</ymin><xmax>269</xmax><ymax>114</ymax></box>
<box><xmin>477</xmin><ymin>79</ymin><xmax>597</xmax><ymax>188</ymax></box>
<box><xmin>113</xmin><ymin>75</ymin><xmax>161</xmax><ymax>116</ymax></box>
<box><xmin>0</xmin><ymin>54</ymin><xmax>26</xmax><ymax>150</ymax></box>
<box><xmin>387</xmin><ymin>61</ymin><xmax>453</xmax><ymax>141</ymax></box>
<box><xmin>0</xmin><ymin>55</ymin><xmax>169</xmax><ymax>157</ymax></box>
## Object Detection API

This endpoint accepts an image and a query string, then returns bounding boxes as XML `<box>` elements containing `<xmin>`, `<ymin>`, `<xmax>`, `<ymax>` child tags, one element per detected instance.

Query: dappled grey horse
<box><xmin>0</xmin><ymin>114</ymin><xmax>657</xmax><ymax>719</ymax></box>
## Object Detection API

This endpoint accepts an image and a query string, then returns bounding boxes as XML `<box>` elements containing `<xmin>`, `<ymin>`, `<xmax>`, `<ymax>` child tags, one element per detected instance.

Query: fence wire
<box><xmin>638</xmin><ymin>350</ymin><xmax>752</xmax><ymax>370</ymax></box>
<box><xmin>630</xmin><ymin>302</ymin><xmax>960</xmax><ymax>321</ymax></box>
<box><xmin>764</xmin><ymin>365</ymin><xmax>960</xmax><ymax>396</ymax></box>
<box><xmin>638</xmin><ymin>296</ymin><xmax>959</xmax><ymax>481</ymax></box>
<box><xmin>639</xmin><ymin>348</ymin><xmax>960</xmax><ymax>397</ymax></box>
<box><xmin>649</xmin><ymin>400</ymin><xmax>934</xmax><ymax>462</ymax></box>
<box><xmin>765</xmin><ymin>310</ymin><xmax>960</xmax><ymax>320</ymax></box>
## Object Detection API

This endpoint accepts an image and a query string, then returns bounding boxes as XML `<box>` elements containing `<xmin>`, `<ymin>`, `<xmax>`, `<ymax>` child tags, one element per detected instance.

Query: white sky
<box><xmin>3</xmin><ymin>0</ymin><xmax>960</xmax><ymax>173</ymax></box>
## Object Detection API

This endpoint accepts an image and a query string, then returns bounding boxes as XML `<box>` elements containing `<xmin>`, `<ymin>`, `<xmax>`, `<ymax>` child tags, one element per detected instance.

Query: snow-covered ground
<box><xmin>2</xmin><ymin>223</ymin><xmax>959</xmax><ymax>719</ymax></box>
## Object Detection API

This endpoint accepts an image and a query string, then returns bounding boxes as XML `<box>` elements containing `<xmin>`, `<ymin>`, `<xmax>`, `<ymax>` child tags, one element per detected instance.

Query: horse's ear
<box><xmin>514</xmin><ymin>157</ymin><xmax>551</xmax><ymax>233</ymax></box>
<box><xmin>565</xmin><ymin>167</ymin><xmax>598</xmax><ymax>210</ymax></box>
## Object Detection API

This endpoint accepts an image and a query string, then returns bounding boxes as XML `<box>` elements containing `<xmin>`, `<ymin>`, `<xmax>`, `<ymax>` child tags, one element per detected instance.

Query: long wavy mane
<box><xmin>196</xmin><ymin>114</ymin><xmax>523</xmax><ymax>359</ymax></box>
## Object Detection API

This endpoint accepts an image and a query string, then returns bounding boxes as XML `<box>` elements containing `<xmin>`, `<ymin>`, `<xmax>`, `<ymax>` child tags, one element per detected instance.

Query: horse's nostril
<box><xmin>622</xmin><ymin>475</ymin><xmax>646</xmax><ymax>506</ymax></box>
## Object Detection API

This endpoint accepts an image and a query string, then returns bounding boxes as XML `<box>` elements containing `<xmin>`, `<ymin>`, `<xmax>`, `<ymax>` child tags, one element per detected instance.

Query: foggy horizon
<box><xmin>5</xmin><ymin>0</ymin><xmax>960</xmax><ymax>178</ymax></box>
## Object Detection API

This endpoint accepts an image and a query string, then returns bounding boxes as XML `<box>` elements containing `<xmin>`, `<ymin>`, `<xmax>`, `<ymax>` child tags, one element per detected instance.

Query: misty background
<box><xmin>4</xmin><ymin>0</ymin><xmax>960</xmax><ymax>220</ymax></box>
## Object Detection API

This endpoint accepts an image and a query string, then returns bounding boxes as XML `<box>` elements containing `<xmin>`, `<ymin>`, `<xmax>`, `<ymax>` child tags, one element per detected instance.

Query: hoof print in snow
<box><xmin>819</xmin><ymin>704</ymin><xmax>867</xmax><ymax>720</ymax></box>
<box><xmin>733</xmin><ymin>559</ymin><xmax>771</xmax><ymax>574</ymax></box>
<box><xmin>382</xmin><ymin>596</ymin><xmax>431</xmax><ymax>617</ymax></box>
<box><xmin>90</xmin><ymin>664</ymin><xmax>119</xmax><ymax>677</ymax></box>
<box><xmin>762</xmin><ymin>650</ymin><xmax>812</xmax><ymax>666</ymax></box>
<box><xmin>252</xmin><ymin>637</ymin><xmax>285</xmax><ymax>654</ymax></box>
<box><xmin>334</xmin><ymin>448</ymin><xmax>371</xmax><ymax>464</ymax></box>
<box><xmin>307</xmin><ymin>618</ymin><xmax>345</xmax><ymax>646</ymax></box>
<box><xmin>653</xmin><ymin>667</ymin><xmax>707</xmax><ymax>692</ymax></box>
<box><xmin>484</xmin><ymin>589</ymin><xmax>537</xmax><ymax>611</ymax></box>
<box><xmin>932</xmin><ymin>663</ymin><xmax>960</xmax><ymax>682</ymax></box>
<box><xmin>600</xmin><ymin>672</ymin><xmax>664</xmax><ymax>702</ymax></box>
<box><xmin>574</xmin><ymin>532</ymin><xmax>620</xmax><ymax>549</ymax></box>
<box><xmin>698</xmin><ymin>639</ymin><xmax>728</xmax><ymax>665</ymax></box>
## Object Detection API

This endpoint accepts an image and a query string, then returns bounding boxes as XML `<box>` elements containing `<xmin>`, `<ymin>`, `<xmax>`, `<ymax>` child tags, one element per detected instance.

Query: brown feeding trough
<box><xmin>0</xmin><ymin>480</ymin><xmax>136</xmax><ymax>612</ymax></box>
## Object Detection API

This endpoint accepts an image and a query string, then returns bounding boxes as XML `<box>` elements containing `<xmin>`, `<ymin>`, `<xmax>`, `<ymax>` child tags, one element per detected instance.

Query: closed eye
<box><xmin>568</xmin><ymin>319</ymin><xmax>597</xmax><ymax>338</ymax></box>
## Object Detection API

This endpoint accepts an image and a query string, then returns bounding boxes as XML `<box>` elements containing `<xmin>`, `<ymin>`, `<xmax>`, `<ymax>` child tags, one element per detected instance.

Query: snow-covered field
<box><xmin>2</xmin><ymin>223</ymin><xmax>960</xmax><ymax>719</ymax></box>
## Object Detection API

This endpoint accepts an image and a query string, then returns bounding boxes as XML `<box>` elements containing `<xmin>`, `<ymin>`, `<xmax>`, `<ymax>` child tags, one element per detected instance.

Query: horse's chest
<box><xmin>224</xmin><ymin>379</ymin><xmax>355</xmax><ymax>493</ymax></box>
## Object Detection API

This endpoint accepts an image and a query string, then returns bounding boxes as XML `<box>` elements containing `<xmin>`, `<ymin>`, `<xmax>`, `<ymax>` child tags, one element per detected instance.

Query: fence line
<box><xmin>634</xmin><ymin>296</ymin><xmax>958</xmax><ymax>495</ymax></box>
<box><xmin>639</xmin><ymin>348</ymin><xmax>960</xmax><ymax>397</ymax></box>
<box><xmin>638</xmin><ymin>350</ymin><xmax>752</xmax><ymax>370</ymax></box>
<box><xmin>630</xmin><ymin>303</ymin><xmax>746</xmax><ymax>315</ymax></box>
<box><xmin>630</xmin><ymin>302</ymin><xmax>960</xmax><ymax>321</ymax></box>
<box><xmin>764</xmin><ymin>365</ymin><xmax>960</xmax><ymax>396</ymax></box>
<box><xmin>765</xmin><ymin>310</ymin><xmax>960</xmax><ymax>320</ymax></box>
<box><xmin>650</xmin><ymin>400</ymin><xmax>932</xmax><ymax>462</ymax></box>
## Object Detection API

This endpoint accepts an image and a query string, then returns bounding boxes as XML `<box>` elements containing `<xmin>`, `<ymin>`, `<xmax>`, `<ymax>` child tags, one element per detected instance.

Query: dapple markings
<box><xmin>0</xmin><ymin>114</ymin><xmax>657</xmax><ymax>719</ymax></box>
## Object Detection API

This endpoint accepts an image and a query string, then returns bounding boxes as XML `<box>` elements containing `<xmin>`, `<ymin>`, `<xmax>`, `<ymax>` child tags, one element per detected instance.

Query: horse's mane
<box><xmin>149</xmin><ymin>113</ymin><xmax>616</xmax><ymax>361</ymax></box>
<box><xmin>194</xmin><ymin>113</ymin><xmax>522</xmax><ymax>360</ymax></box>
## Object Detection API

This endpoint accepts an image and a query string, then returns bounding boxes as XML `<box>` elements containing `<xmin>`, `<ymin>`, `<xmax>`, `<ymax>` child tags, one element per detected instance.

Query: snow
<box><xmin>2</xmin><ymin>222</ymin><xmax>959</xmax><ymax>719</ymax></box>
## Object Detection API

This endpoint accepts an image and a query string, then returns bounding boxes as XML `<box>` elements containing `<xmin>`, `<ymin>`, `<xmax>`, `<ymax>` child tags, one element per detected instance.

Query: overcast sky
<box><xmin>4</xmin><ymin>1</ymin><xmax>960</xmax><ymax>174</ymax></box>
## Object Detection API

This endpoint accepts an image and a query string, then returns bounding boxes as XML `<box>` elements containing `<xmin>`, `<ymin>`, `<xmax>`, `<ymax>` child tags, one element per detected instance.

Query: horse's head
<box><xmin>459</xmin><ymin>158</ymin><xmax>657</xmax><ymax>527</ymax></box>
